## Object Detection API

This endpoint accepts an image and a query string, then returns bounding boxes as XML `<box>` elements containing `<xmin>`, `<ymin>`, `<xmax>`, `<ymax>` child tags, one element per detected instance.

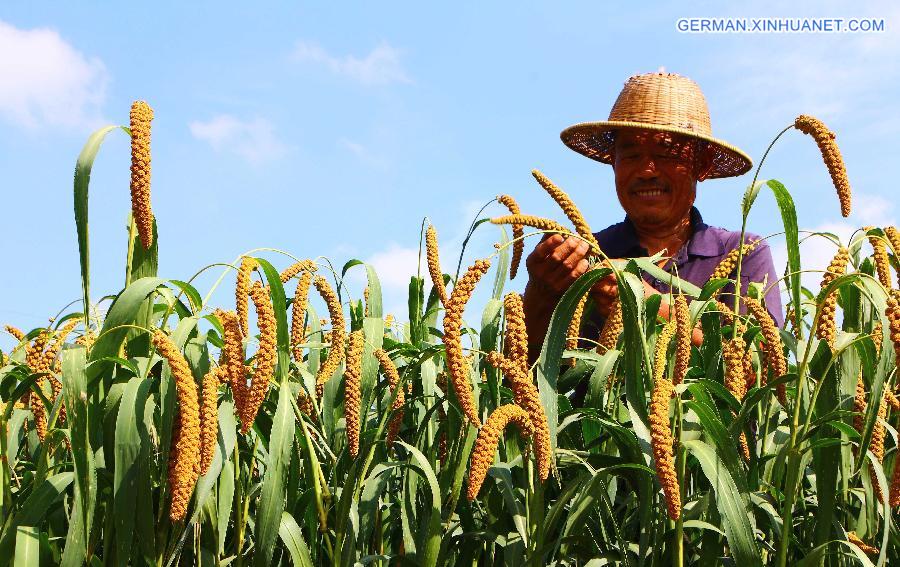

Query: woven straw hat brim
<box><xmin>561</xmin><ymin>120</ymin><xmax>753</xmax><ymax>179</ymax></box>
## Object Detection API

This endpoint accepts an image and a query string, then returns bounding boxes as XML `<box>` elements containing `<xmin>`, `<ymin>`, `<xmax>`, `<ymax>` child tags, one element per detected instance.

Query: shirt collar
<box><xmin>600</xmin><ymin>206</ymin><xmax>723</xmax><ymax>261</ymax></box>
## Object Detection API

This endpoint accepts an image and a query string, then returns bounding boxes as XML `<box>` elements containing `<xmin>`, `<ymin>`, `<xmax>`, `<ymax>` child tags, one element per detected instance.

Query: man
<box><xmin>523</xmin><ymin>71</ymin><xmax>783</xmax><ymax>367</ymax></box>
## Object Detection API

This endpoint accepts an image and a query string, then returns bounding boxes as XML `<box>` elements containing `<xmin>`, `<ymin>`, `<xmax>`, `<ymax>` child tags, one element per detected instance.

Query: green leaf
<box><xmin>536</xmin><ymin>267</ymin><xmax>611</xmax><ymax>455</ymax></box>
<box><xmin>113</xmin><ymin>376</ymin><xmax>152</xmax><ymax>565</ymax></box>
<box><xmin>683</xmin><ymin>440</ymin><xmax>761</xmax><ymax>567</ymax></box>
<box><xmin>254</xmin><ymin>377</ymin><xmax>295</xmax><ymax>567</ymax></box>
<box><xmin>278</xmin><ymin>511</ymin><xmax>314</xmax><ymax>567</ymax></box>
<box><xmin>13</xmin><ymin>526</ymin><xmax>40</xmax><ymax>567</ymax></box>
<box><xmin>74</xmin><ymin>125</ymin><xmax>128</xmax><ymax>326</ymax></box>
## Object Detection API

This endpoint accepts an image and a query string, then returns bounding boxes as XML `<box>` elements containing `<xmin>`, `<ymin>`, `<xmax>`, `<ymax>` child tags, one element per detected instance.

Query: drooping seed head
<box><xmin>815</xmin><ymin>246</ymin><xmax>850</xmax><ymax>349</ymax></box>
<box><xmin>795</xmin><ymin>115</ymin><xmax>851</xmax><ymax>217</ymax></box>
<box><xmin>373</xmin><ymin>348</ymin><xmax>406</xmax><ymax>446</ymax></box>
<box><xmin>490</xmin><ymin>214</ymin><xmax>568</xmax><ymax>235</ymax></box>
<box><xmin>496</xmin><ymin>194</ymin><xmax>524</xmax><ymax>279</ymax></box>
<box><xmin>239</xmin><ymin>283</ymin><xmax>277</xmax><ymax>434</ymax></box>
<box><xmin>199</xmin><ymin>367</ymin><xmax>222</xmax><ymax>475</ymax></box>
<box><xmin>443</xmin><ymin>259</ymin><xmax>491</xmax><ymax>426</ymax></box>
<box><xmin>152</xmin><ymin>331</ymin><xmax>201</xmax><ymax>521</ymax></box>
<box><xmin>467</xmin><ymin>404</ymin><xmax>534</xmax><ymax>500</ymax></box>
<box><xmin>290</xmin><ymin>271</ymin><xmax>313</xmax><ymax>363</ymax></box>
<box><xmin>531</xmin><ymin>169</ymin><xmax>600</xmax><ymax>251</ymax></box>
<box><xmin>313</xmin><ymin>276</ymin><xmax>346</xmax><ymax>399</ymax></box>
<box><xmin>425</xmin><ymin>224</ymin><xmax>448</xmax><ymax>307</ymax></box>
<box><xmin>596</xmin><ymin>300</ymin><xmax>624</xmax><ymax>354</ymax></box>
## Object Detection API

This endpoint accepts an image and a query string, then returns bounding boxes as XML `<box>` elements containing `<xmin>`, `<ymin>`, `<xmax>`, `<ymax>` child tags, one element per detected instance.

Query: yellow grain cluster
<box><xmin>291</xmin><ymin>271</ymin><xmax>313</xmax><ymax>362</ymax></box>
<box><xmin>484</xmin><ymin>293</ymin><xmax>552</xmax><ymax>480</ymax></box>
<box><xmin>199</xmin><ymin>366</ymin><xmax>222</xmax><ymax>475</ymax></box>
<box><xmin>25</xmin><ymin>328</ymin><xmax>52</xmax><ymax>442</ymax></box>
<box><xmin>129</xmin><ymin>101</ymin><xmax>155</xmax><ymax>249</ymax></box>
<box><xmin>597</xmin><ymin>300</ymin><xmax>624</xmax><ymax>353</ymax></box>
<box><xmin>373</xmin><ymin>348</ymin><xmax>405</xmax><ymax>446</ymax></box>
<box><xmin>280</xmin><ymin>259</ymin><xmax>316</xmax><ymax>283</ymax></box>
<box><xmin>673</xmin><ymin>295</ymin><xmax>691</xmax><ymax>386</ymax></box>
<box><xmin>425</xmin><ymin>224</ymin><xmax>448</xmax><ymax>307</ymax></box>
<box><xmin>152</xmin><ymin>331</ymin><xmax>200</xmax><ymax>522</ymax></box>
<box><xmin>239</xmin><ymin>283</ymin><xmax>277</xmax><ymax>434</ymax></box>
<box><xmin>490</xmin><ymin>214</ymin><xmax>567</xmax><ymax>235</ymax></box>
<box><xmin>531</xmin><ymin>169</ymin><xmax>600</xmax><ymax>251</ymax></box>
<box><xmin>722</xmin><ymin>329</ymin><xmax>750</xmax><ymax>460</ymax></box>
<box><xmin>4</xmin><ymin>325</ymin><xmax>24</xmax><ymax>342</ymax></box>
<box><xmin>496</xmin><ymin>194</ymin><xmax>524</xmax><ymax>279</ymax></box>
<box><xmin>467</xmin><ymin>404</ymin><xmax>534</xmax><ymax>500</ymax></box>
<box><xmin>344</xmin><ymin>330</ymin><xmax>364</xmax><ymax>457</ymax></box>
<box><xmin>653</xmin><ymin>320</ymin><xmax>676</xmax><ymax>383</ymax></box>
<box><xmin>886</xmin><ymin>290</ymin><xmax>900</xmax><ymax>372</ymax></box>
<box><xmin>709</xmin><ymin>239</ymin><xmax>761</xmax><ymax>281</ymax></box>
<box><xmin>794</xmin><ymin>115</ymin><xmax>851</xmax><ymax>217</ymax></box>
<box><xmin>313</xmin><ymin>276</ymin><xmax>346</xmax><ymax>399</ymax></box>
<box><xmin>215</xmin><ymin>309</ymin><xmax>247</xmax><ymax>416</ymax></box>
<box><xmin>847</xmin><ymin>532</ymin><xmax>879</xmax><ymax>556</ymax></box>
<box><xmin>745</xmin><ymin>297</ymin><xmax>787</xmax><ymax>406</ymax></box>
<box><xmin>885</xmin><ymin>226</ymin><xmax>900</xmax><ymax>288</ymax></box>
<box><xmin>236</xmin><ymin>257</ymin><xmax>258</xmax><ymax>337</ymax></box>
<box><xmin>649</xmin><ymin>373</ymin><xmax>680</xmax><ymax>520</ymax></box>
<box><xmin>872</xmin><ymin>321</ymin><xmax>883</xmax><ymax>356</ymax></box>
<box><xmin>864</xmin><ymin>227</ymin><xmax>892</xmax><ymax>289</ymax></box>
<box><xmin>565</xmin><ymin>295</ymin><xmax>587</xmax><ymax>360</ymax></box>
<box><xmin>816</xmin><ymin>247</ymin><xmax>850</xmax><ymax>349</ymax></box>
<box><xmin>871</xmin><ymin>395</ymin><xmax>888</xmax><ymax>504</ymax></box>
<box><xmin>443</xmin><ymin>259</ymin><xmax>491</xmax><ymax>426</ymax></box>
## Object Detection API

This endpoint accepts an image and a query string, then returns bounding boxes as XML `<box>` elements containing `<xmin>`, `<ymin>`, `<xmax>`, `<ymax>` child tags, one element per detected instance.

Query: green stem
<box><xmin>125</xmin><ymin>213</ymin><xmax>137</xmax><ymax>288</ymax></box>
<box><xmin>674</xmin><ymin>398</ymin><xmax>684</xmax><ymax>567</ymax></box>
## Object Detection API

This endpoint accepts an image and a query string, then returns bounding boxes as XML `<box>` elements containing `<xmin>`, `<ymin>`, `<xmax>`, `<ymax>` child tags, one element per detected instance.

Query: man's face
<box><xmin>612</xmin><ymin>129</ymin><xmax>711</xmax><ymax>230</ymax></box>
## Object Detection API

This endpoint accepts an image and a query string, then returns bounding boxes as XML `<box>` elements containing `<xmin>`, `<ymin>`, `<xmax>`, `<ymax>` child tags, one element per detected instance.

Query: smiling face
<box><xmin>612</xmin><ymin>128</ymin><xmax>713</xmax><ymax>232</ymax></box>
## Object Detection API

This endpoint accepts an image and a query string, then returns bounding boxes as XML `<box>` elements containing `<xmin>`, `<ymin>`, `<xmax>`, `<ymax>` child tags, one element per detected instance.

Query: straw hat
<box><xmin>560</xmin><ymin>71</ymin><xmax>753</xmax><ymax>179</ymax></box>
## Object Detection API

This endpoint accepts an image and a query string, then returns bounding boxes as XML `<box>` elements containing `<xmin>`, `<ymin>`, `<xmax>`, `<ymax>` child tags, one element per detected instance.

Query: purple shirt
<box><xmin>584</xmin><ymin>206</ymin><xmax>784</xmax><ymax>334</ymax></box>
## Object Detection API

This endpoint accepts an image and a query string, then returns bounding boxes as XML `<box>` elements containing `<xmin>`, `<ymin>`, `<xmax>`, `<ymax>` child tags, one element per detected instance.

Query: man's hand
<box><xmin>525</xmin><ymin>234</ymin><xmax>591</xmax><ymax>296</ymax></box>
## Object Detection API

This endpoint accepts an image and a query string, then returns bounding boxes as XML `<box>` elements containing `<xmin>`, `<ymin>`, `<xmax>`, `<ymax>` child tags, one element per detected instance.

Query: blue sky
<box><xmin>1</xmin><ymin>2</ymin><xmax>898</xmax><ymax>345</ymax></box>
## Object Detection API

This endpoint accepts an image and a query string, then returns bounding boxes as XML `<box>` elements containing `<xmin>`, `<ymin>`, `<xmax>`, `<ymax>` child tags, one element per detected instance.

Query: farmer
<box><xmin>523</xmin><ymin>71</ymin><xmax>784</xmax><ymax>369</ymax></box>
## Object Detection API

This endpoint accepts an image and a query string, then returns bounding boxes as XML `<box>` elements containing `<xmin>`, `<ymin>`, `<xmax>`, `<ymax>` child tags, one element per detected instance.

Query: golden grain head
<box><xmin>864</xmin><ymin>227</ymin><xmax>892</xmax><ymax>290</ymax></box>
<box><xmin>240</xmin><ymin>283</ymin><xmax>277</xmax><ymax>434</ymax></box>
<box><xmin>648</xmin><ymin>375</ymin><xmax>680</xmax><ymax>520</ymax></box>
<box><xmin>152</xmin><ymin>330</ymin><xmax>201</xmax><ymax>521</ymax></box>
<box><xmin>129</xmin><ymin>100</ymin><xmax>155</xmax><ymax>249</ymax></box>
<box><xmin>279</xmin><ymin>259</ymin><xmax>316</xmax><ymax>283</ymax></box>
<box><xmin>672</xmin><ymin>295</ymin><xmax>691</xmax><ymax>386</ymax></box>
<box><xmin>530</xmin><ymin>169</ymin><xmax>599</xmax><ymax>251</ymax></box>
<box><xmin>467</xmin><ymin>404</ymin><xmax>534</xmax><ymax>500</ymax></box>
<box><xmin>490</xmin><ymin>214</ymin><xmax>568</xmax><ymax>235</ymax></box>
<box><xmin>313</xmin><ymin>275</ymin><xmax>347</xmax><ymax>398</ymax></box>
<box><xmin>425</xmin><ymin>224</ymin><xmax>449</xmax><ymax>307</ymax></box>
<box><xmin>745</xmin><ymin>297</ymin><xmax>787</xmax><ymax>381</ymax></box>
<box><xmin>345</xmin><ymin>330</ymin><xmax>365</xmax><ymax>458</ymax></box>
<box><xmin>709</xmin><ymin>239</ymin><xmax>762</xmax><ymax>281</ymax></box>
<box><xmin>290</xmin><ymin>271</ymin><xmax>314</xmax><ymax>363</ymax></box>
<box><xmin>816</xmin><ymin>247</ymin><xmax>850</xmax><ymax>349</ymax></box>
<box><xmin>496</xmin><ymin>194</ymin><xmax>524</xmax><ymax>279</ymax></box>
<box><xmin>596</xmin><ymin>300</ymin><xmax>624</xmax><ymax>354</ymax></box>
<box><xmin>236</xmin><ymin>257</ymin><xmax>258</xmax><ymax>337</ymax></box>
<box><xmin>794</xmin><ymin>115</ymin><xmax>851</xmax><ymax>218</ymax></box>
<box><xmin>199</xmin><ymin>367</ymin><xmax>222</xmax><ymax>475</ymax></box>
<box><xmin>442</xmin><ymin>259</ymin><xmax>491</xmax><ymax>427</ymax></box>
<box><xmin>653</xmin><ymin>320</ymin><xmax>677</xmax><ymax>384</ymax></box>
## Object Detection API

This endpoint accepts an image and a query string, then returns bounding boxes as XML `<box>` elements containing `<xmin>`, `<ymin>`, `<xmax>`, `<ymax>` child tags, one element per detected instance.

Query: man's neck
<box><xmin>633</xmin><ymin>214</ymin><xmax>693</xmax><ymax>257</ymax></box>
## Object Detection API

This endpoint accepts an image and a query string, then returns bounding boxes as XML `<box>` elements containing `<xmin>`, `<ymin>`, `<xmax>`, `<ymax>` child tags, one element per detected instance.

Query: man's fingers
<box><xmin>549</xmin><ymin>236</ymin><xmax>586</xmax><ymax>264</ymax></box>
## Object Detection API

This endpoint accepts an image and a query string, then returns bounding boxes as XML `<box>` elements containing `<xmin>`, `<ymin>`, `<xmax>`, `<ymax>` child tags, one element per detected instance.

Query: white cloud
<box><xmin>339</xmin><ymin>138</ymin><xmax>387</xmax><ymax>168</ymax></box>
<box><xmin>0</xmin><ymin>20</ymin><xmax>108</xmax><ymax>130</ymax></box>
<box><xmin>290</xmin><ymin>40</ymin><xmax>411</xmax><ymax>86</ymax></box>
<box><xmin>189</xmin><ymin>115</ymin><xmax>287</xmax><ymax>164</ymax></box>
